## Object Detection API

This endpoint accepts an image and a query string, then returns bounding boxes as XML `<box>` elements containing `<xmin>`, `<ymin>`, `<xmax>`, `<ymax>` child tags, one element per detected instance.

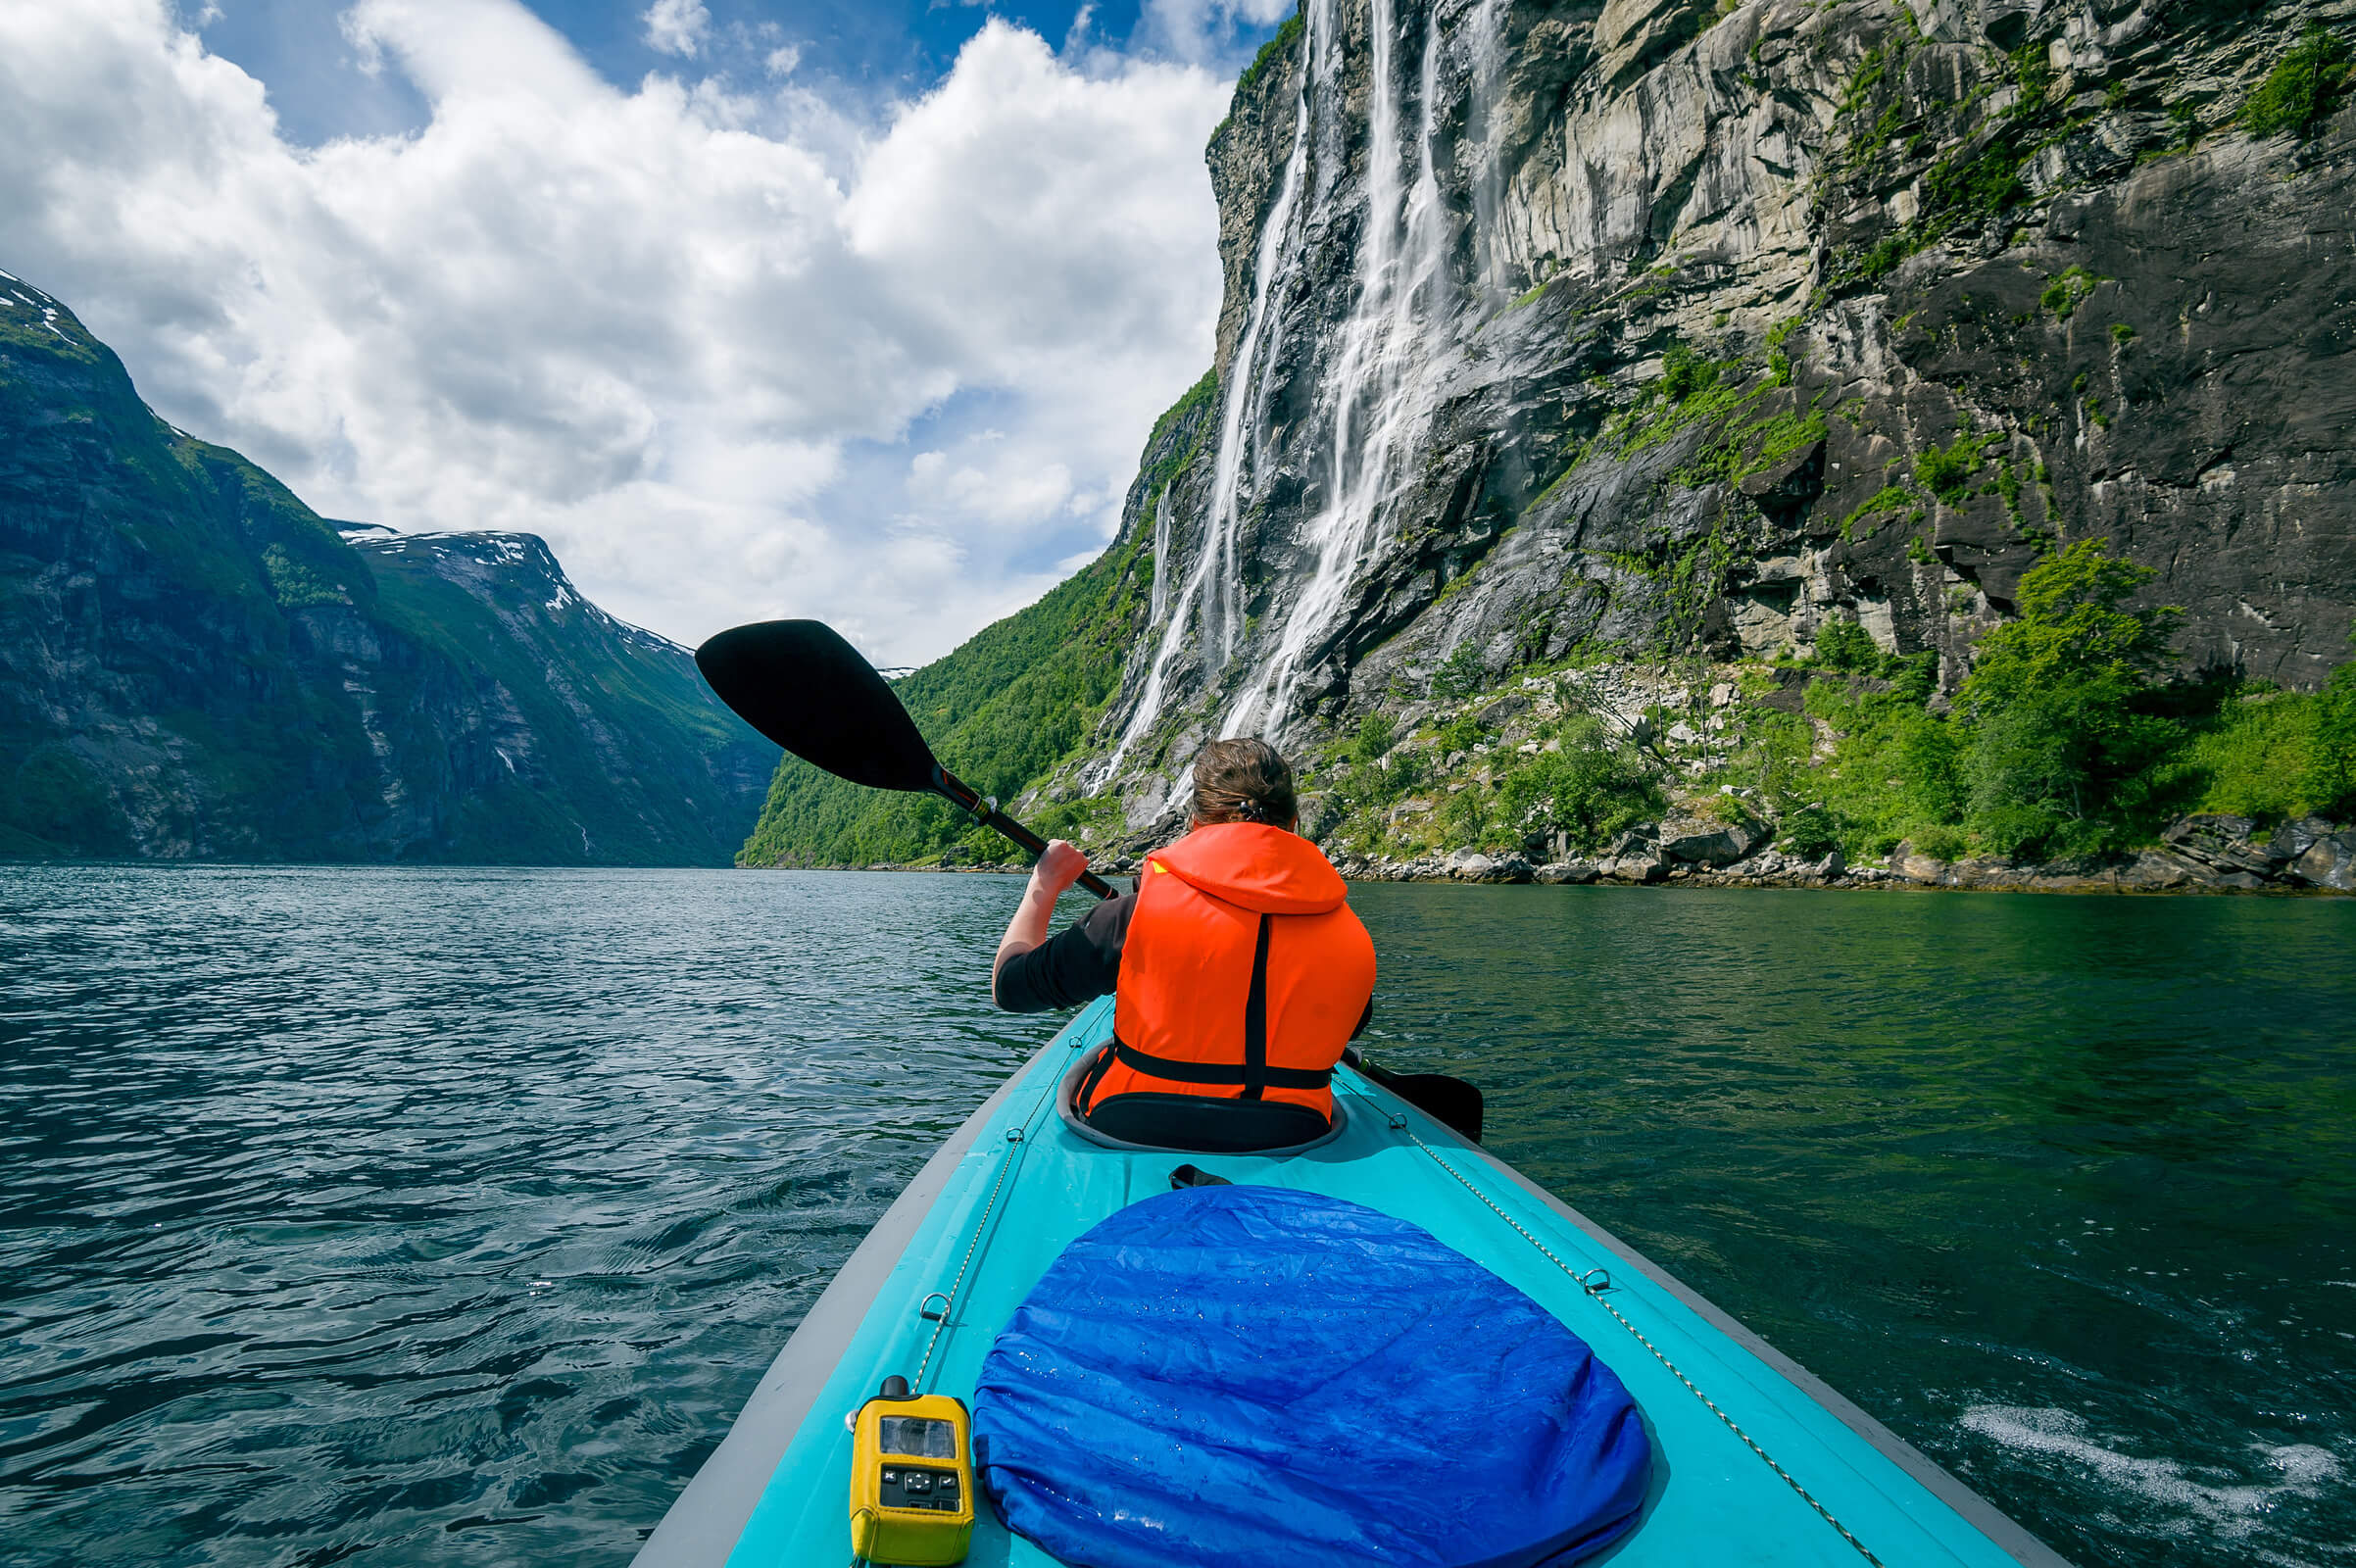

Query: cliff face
<box><xmin>1066</xmin><ymin>0</ymin><xmax>2355</xmax><ymax>831</ymax></box>
<box><xmin>0</xmin><ymin>272</ymin><xmax>770</xmax><ymax>864</ymax></box>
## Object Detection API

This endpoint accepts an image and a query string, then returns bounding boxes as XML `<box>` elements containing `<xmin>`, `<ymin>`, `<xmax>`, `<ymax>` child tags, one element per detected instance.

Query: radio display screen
<box><xmin>877</xmin><ymin>1416</ymin><xmax>958</xmax><ymax>1459</ymax></box>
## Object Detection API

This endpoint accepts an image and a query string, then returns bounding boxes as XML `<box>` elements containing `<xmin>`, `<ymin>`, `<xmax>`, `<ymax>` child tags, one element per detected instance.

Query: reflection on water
<box><xmin>1</xmin><ymin>867</ymin><xmax>2350</xmax><ymax>1567</ymax></box>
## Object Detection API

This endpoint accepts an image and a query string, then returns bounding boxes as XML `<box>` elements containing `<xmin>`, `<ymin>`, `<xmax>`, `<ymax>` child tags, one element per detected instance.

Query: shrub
<box><xmin>2242</xmin><ymin>25</ymin><xmax>2351</xmax><ymax>140</ymax></box>
<box><xmin>2187</xmin><ymin>694</ymin><xmax>2324</xmax><ymax>820</ymax></box>
<box><xmin>2314</xmin><ymin>650</ymin><xmax>2356</xmax><ymax>817</ymax></box>
<box><xmin>1431</xmin><ymin>642</ymin><xmax>1489</xmax><ymax>699</ymax></box>
<box><xmin>1779</xmin><ymin>806</ymin><xmax>1841</xmax><ymax>858</ymax></box>
<box><xmin>1660</xmin><ymin>342</ymin><xmax>1721</xmax><ymax>405</ymax></box>
<box><xmin>1910</xmin><ymin>823</ymin><xmax>1972</xmax><ymax>861</ymax></box>
<box><xmin>2039</xmin><ymin>267</ymin><xmax>2101</xmax><ymax>319</ymax></box>
<box><xmin>1813</xmin><ymin>614</ymin><xmax>1881</xmax><ymax>673</ymax></box>
<box><xmin>1350</xmin><ymin>711</ymin><xmax>1397</xmax><ymax>764</ymax></box>
<box><xmin>1804</xmin><ymin>677</ymin><xmax>1965</xmax><ymax>855</ymax></box>
<box><xmin>1495</xmin><ymin>716</ymin><xmax>1664</xmax><ymax>853</ymax></box>
<box><xmin>1915</xmin><ymin>431</ymin><xmax>1988</xmax><ymax>504</ymax></box>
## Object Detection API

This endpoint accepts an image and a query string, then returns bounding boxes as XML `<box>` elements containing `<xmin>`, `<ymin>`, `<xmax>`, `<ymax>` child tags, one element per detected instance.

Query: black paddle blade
<box><xmin>695</xmin><ymin>620</ymin><xmax>935</xmax><ymax>792</ymax></box>
<box><xmin>1384</xmin><ymin>1073</ymin><xmax>1485</xmax><ymax>1145</ymax></box>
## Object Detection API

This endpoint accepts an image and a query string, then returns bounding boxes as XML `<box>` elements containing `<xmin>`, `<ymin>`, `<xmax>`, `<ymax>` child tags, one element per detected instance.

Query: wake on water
<box><xmin>1959</xmin><ymin>1405</ymin><xmax>2349</xmax><ymax>1562</ymax></box>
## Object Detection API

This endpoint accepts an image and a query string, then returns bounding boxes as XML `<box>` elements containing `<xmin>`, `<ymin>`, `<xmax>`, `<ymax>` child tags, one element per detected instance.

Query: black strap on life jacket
<box><xmin>1107</xmin><ymin>1041</ymin><xmax>1333</xmax><ymax>1091</ymax></box>
<box><xmin>1106</xmin><ymin>913</ymin><xmax>1334</xmax><ymax>1094</ymax></box>
<box><xmin>1241</xmin><ymin>913</ymin><xmax>1271</xmax><ymax>1101</ymax></box>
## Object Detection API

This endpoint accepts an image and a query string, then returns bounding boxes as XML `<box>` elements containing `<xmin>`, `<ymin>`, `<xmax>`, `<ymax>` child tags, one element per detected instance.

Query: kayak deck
<box><xmin>639</xmin><ymin>997</ymin><xmax>2067</xmax><ymax>1567</ymax></box>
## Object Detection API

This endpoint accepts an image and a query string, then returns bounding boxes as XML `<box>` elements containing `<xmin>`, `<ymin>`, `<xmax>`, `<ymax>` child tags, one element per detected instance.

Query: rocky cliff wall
<box><xmin>1060</xmin><ymin>0</ymin><xmax>2355</xmax><ymax>841</ymax></box>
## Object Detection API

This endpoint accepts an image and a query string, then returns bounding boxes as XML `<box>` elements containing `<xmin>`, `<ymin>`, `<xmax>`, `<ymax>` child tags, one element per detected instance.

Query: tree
<box><xmin>1955</xmin><ymin>539</ymin><xmax>2185</xmax><ymax>858</ymax></box>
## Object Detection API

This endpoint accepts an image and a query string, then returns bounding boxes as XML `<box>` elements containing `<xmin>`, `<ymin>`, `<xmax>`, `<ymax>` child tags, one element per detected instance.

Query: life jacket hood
<box><xmin>1150</xmin><ymin>823</ymin><xmax>1347</xmax><ymax>915</ymax></box>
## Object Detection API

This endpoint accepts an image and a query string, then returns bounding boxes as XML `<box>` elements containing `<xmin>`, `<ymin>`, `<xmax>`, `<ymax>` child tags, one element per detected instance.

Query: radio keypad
<box><xmin>877</xmin><ymin>1465</ymin><xmax>960</xmax><ymax>1511</ymax></box>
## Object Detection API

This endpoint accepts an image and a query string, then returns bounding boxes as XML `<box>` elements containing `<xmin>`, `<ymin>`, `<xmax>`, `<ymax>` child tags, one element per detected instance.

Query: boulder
<box><xmin>1535</xmin><ymin>860</ymin><xmax>1601</xmax><ymax>885</ymax></box>
<box><xmin>2115</xmin><ymin>851</ymin><xmax>2198</xmax><ymax>891</ymax></box>
<box><xmin>2284</xmin><ymin>823</ymin><xmax>2356</xmax><ymax>891</ymax></box>
<box><xmin>2160</xmin><ymin>814</ymin><xmax>2292</xmax><ymax>878</ymax></box>
<box><xmin>1892</xmin><ymin>841</ymin><xmax>1949</xmax><ymax>884</ymax></box>
<box><xmin>1600</xmin><ymin>854</ymin><xmax>1667</xmax><ymax>884</ymax></box>
<box><xmin>1605</xmin><ymin>824</ymin><xmax>1660</xmax><ymax>858</ymax></box>
<box><xmin>1445</xmin><ymin>848</ymin><xmax>1496</xmax><ymax>880</ymax></box>
<box><xmin>1657</xmin><ymin>812</ymin><xmax>1766</xmax><ymax>868</ymax></box>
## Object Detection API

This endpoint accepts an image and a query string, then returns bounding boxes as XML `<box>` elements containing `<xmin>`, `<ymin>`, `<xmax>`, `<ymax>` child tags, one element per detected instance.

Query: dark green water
<box><xmin>1</xmin><ymin>866</ymin><xmax>2350</xmax><ymax>1567</ymax></box>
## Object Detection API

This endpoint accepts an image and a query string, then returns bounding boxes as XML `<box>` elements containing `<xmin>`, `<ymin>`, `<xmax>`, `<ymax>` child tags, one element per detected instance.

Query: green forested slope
<box><xmin>736</xmin><ymin>370</ymin><xmax>1216</xmax><ymax>868</ymax></box>
<box><xmin>0</xmin><ymin>270</ymin><xmax>769</xmax><ymax>862</ymax></box>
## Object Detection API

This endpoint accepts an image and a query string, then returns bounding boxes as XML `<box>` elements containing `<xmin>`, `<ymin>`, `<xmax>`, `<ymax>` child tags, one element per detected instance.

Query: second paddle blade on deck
<box><xmin>696</xmin><ymin>620</ymin><xmax>936</xmax><ymax>792</ymax></box>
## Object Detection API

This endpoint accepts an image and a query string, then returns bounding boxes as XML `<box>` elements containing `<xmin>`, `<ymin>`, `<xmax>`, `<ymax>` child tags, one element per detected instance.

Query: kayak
<box><xmin>633</xmin><ymin>995</ymin><xmax>2070</xmax><ymax>1567</ymax></box>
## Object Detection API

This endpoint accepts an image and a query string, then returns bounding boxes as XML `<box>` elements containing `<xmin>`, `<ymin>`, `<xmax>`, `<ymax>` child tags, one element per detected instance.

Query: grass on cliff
<box><xmin>2242</xmin><ymin>25</ymin><xmax>2351</xmax><ymax>139</ymax></box>
<box><xmin>1235</xmin><ymin>10</ymin><xmax>1304</xmax><ymax>101</ymax></box>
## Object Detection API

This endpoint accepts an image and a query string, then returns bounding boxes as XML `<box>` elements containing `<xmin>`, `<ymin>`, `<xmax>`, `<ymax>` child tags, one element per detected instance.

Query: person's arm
<box><xmin>992</xmin><ymin>840</ymin><xmax>1092</xmax><ymax>1007</ymax></box>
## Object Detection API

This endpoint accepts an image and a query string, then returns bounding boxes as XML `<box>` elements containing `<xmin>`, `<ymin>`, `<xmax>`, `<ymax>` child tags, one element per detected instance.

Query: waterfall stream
<box><xmin>1104</xmin><ymin>0</ymin><xmax>1488</xmax><ymax>780</ymax></box>
<box><xmin>1145</xmin><ymin>486</ymin><xmax>1172</xmax><ymax>629</ymax></box>
<box><xmin>1222</xmin><ymin>0</ymin><xmax>1459</xmax><ymax>741</ymax></box>
<box><xmin>1101</xmin><ymin>56</ymin><xmax>1315</xmax><ymax>777</ymax></box>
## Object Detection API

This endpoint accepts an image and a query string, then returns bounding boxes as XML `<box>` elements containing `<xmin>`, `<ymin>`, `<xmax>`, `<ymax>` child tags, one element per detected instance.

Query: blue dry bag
<box><xmin>971</xmin><ymin>1185</ymin><xmax>1651</xmax><ymax>1568</ymax></box>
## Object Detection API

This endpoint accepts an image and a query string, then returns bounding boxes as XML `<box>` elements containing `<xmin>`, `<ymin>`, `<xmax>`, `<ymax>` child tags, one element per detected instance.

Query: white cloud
<box><xmin>0</xmin><ymin>0</ymin><xmax>1230</xmax><ymax>665</ymax></box>
<box><xmin>641</xmin><ymin>0</ymin><xmax>709</xmax><ymax>59</ymax></box>
<box><xmin>1140</xmin><ymin>0</ymin><xmax>1298</xmax><ymax>65</ymax></box>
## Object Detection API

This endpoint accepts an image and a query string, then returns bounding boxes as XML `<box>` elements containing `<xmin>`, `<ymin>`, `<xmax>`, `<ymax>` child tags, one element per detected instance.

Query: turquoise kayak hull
<box><xmin>637</xmin><ymin>998</ymin><xmax>2069</xmax><ymax>1567</ymax></box>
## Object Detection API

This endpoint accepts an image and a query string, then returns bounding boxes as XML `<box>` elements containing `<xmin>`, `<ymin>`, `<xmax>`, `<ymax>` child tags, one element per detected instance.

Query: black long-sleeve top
<box><xmin>993</xmin><ymin>893</ymin><xmax>1136</xmax><ymax>1012</ymax></box>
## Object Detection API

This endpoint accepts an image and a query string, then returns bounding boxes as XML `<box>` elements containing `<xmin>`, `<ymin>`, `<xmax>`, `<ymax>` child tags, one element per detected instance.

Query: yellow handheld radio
<box><xmin>849</xmin><ymin>1375</ymin><xmax>974</xmax><ymax>1566</ymax></box>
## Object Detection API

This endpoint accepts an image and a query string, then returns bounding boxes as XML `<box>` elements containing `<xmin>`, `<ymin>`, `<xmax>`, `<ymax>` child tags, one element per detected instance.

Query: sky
<box><xmin>0</xmin><ymin>0</ymin><xmax>1293</xmax><ymax>664</ymax></box>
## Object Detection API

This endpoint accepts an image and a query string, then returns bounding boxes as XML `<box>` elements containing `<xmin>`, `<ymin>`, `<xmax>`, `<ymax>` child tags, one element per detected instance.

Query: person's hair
<box><xmin>1191</xmin><ymin>737</ymin><xmax>1297</xmax><ymax>827</ymax></box>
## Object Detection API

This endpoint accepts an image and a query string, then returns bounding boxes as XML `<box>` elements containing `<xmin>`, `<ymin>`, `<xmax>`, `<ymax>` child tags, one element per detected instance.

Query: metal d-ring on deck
<box><xmin>907</xmin><ymin>1074</ymin><xmax>1059</xmax><ymax>1395</ymax></box>
<box><xmin>1339</xmin><ymin>1077</ymin><xmax>1890</xmax><ymax>1568</ymax></box>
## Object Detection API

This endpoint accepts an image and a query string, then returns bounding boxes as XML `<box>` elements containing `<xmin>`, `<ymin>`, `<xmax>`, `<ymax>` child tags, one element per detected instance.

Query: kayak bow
<box><xmin>634</xmin><ymin>998</ymin><xmax>2072</xmax><ymax>1568</ymax></box>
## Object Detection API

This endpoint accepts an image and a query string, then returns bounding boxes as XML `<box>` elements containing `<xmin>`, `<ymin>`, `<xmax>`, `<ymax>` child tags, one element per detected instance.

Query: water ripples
<box><xmin>0</xmin><ymin>865</ymin><xmax>1048</xmax><ymax>1566</ymax></box>
<box><xmin>4</xmin><ymin>868</ymin><xmax>2352</xmax><ymax>1567</ymax></box>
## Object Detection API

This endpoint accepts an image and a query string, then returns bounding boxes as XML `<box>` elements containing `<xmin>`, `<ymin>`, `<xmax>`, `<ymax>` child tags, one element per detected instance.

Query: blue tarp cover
<box><xmin>972</xmin><ymin>1185</ymin><xmax>1651</xmax><ymax>1568</ymax></box>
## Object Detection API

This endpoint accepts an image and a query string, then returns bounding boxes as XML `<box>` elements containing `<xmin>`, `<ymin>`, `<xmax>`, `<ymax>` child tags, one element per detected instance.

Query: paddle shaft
<box><xmin>928</xmin><ymin>763</ymin><xmax>1119</xmax><ymax>902</ymax></box>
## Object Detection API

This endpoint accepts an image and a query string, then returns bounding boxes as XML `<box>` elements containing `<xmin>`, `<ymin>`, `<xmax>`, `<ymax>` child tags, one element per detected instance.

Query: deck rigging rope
<box><xmin>1341</xmin><ymin>1077</ymin><xmax>1889</xmax><ymax>1568</ymax></box>
<box><xmin>908</xmin><ymin>1054</ymin><xmax>1066</xmax><ymax>1395</ymax></box>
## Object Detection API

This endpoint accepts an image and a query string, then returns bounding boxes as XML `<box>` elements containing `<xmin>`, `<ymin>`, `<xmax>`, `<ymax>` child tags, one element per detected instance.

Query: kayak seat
<box><xmin>1088</xmin><ymin>1092</ymin><xmax>1330</xmax><ymax>1153</ymax></box>
<box><xmin>1057</xmin><ymin>1049</ymin><xmax>1348</xmax><ymax>1155</ymax></box>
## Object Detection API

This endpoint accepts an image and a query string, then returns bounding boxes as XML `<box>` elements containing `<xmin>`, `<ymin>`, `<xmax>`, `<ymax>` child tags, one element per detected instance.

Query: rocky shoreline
<box><xmin>1322</xmin><ymin>811</ymin><xmax>2356</xmax><ymax>895</ymax></box>
<box><xmin>846</xmin><ymin>810</ymin><xmax>2355</xmax><ymax>897</ymax></box>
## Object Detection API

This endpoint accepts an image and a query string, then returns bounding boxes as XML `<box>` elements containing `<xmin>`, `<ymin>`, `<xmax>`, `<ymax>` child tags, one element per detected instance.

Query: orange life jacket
<box><xmin>1081</xmin><ymin>822</ymin><xmax>1377</xmax><ymax>1123</ymax></box>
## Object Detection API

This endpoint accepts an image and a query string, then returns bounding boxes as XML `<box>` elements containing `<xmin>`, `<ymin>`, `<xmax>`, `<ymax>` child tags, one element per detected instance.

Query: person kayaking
<box><xmin>991</xmin><ymin>737</ymin><xmax>1377</xmax><ymax>1152</ymax></box>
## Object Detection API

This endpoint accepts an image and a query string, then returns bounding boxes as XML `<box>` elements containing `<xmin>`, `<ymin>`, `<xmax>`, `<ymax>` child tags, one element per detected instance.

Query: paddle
<box><xmin>697</xmin><ymin>616</ymin><xmax>1483</xmax><ymax>1142</ymax></box>
<box><xmin>696</xmin><ymin>618</ymin><xmax>1119</xmax><ymax>900</ymax></box>
<box><xmin>1347</xmin><ymin>1055</ymin><xmax>1484</xmax><ymax>1145</ymax></box>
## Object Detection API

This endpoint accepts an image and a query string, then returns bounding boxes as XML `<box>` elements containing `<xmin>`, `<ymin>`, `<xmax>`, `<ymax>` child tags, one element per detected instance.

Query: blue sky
<box><xmin>0</xmin><ymin>0</ymin><xmax>1291</xmax><ymax>662</ymax></box>
<box><xmin>197</xmin><ymin>1</ymin><xmax>1272</xmax><ymax>145</ymax></box>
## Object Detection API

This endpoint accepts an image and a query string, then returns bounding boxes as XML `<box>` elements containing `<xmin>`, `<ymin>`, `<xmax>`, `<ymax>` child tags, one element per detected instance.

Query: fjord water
<box><xmin>2</xmin><ymin>868</ymin><xmax>2350</xmax><ymax>1568</ymax></box>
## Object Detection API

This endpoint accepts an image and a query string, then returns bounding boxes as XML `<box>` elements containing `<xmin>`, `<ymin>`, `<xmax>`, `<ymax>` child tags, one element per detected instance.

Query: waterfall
<box><xmin>1222</xmin><ymin>0</ymin><xmax>1457</xmax><ymax>741</ymax></box>
<box><xmin>1146</xmin><ymin>486</ymin><xmax>1173</xmax><ymax>629</ymax></box>
<box><xmin>1101</xmin><ymin>56</ymin><xmax>1315</xmax><ymax>777</ymax></box>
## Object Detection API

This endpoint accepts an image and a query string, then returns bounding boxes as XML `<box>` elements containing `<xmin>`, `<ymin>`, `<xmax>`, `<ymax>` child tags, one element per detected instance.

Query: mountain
<box><xmin>742</xmin><ymin>0</ymin><xmax>2355</xmax><ymax>881</ymax></box>
<box><xmin>0</xmin><ymin>271</ymin><xmax>770</xmax><ymax>864</ymax></box>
